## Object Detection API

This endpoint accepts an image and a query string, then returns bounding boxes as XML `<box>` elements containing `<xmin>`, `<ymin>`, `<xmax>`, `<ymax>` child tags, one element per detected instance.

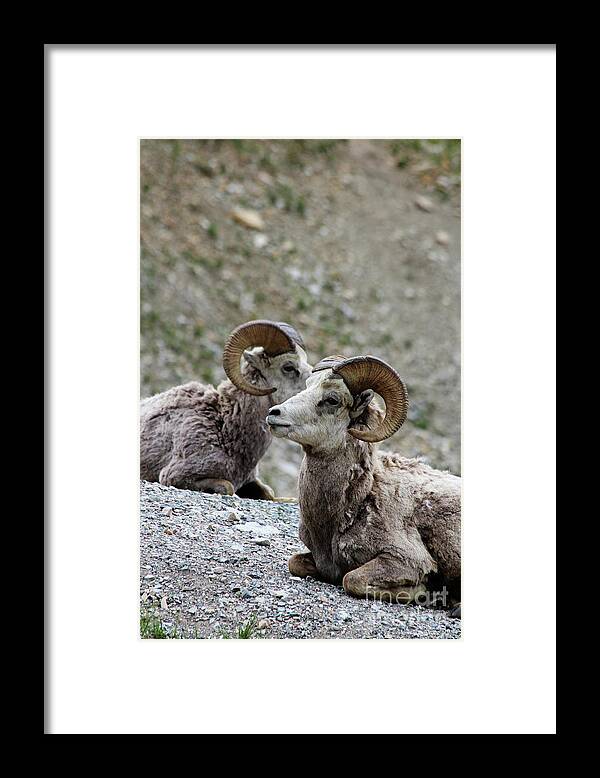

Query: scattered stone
<box><xmin>253</xmin><ymin>233</ymin><xmax>269</xmax><ymax>249</ymax></box>
<box><xmin>254</xmin><ymin>538</ymin><xmax>271</xmax><ymax>546</ymax></box>
<box><xmin>231</xmin><ymin>207</ymin><xmax>265</xmax><ymax>231</ymax></box>
<box><xmin>435</xmin><ymin>230</ymin><xmax>450</xmax><ymax>246</ymax></box>
<box><xmin>257</xmin><ymin>171</ymin><xmax>273</xmax><ymax>186</ymax></box>
<box><xmin>415</xmin><ymin>195</ymin><xmax>434</xmax><ymax>213</ymax></box>
<box><xmin>226</xmin><ymin>182</ymin><xmax>244</xmax><ymax>195</ymax></box>
<box><xmin>236</xmin><ymin>521</ymin><xmax>279</xmax><ymax>537</ymax></box>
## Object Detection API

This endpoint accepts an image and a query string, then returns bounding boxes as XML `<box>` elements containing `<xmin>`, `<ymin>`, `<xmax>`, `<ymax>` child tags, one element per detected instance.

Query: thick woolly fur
<box><xmin>140</xmin><ymin>346</ymin><xmax>311</xmax><ymax>494</ymax></box>
<box><xmin>268</xmin><ymin>369</ymin><xmax>460</xmax><ymax>599</ymax></box>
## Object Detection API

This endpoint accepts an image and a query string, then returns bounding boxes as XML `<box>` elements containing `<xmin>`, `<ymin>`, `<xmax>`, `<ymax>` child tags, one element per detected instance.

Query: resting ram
<box><xmin>140</xmin><ymin>320</ymin><xmax>312</xmax><ymax>499</ymax></box>
<box><xmin>266</xmin><ymin>355</ymin><xmax>461</xmax><ymax>615</ymax></box>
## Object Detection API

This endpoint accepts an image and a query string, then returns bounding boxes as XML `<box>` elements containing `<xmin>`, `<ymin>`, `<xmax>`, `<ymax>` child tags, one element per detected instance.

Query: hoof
<box><xmin>343</xmin><ymin>569</ymin><xmax>425</xmax><ymax>604</ymax></box>
<box><xmin>195</xmin><ymin>478</ymin><xmax>235</xmax><ymax>496</ymax></box>
<box><xmin>236</xmin><ymin>480</ymin><xmax>275</xmax><ymax>500</ymax></box>
<box><xmin>288</xmin><ymin>553</ymin><xmax>318</xmax><ymax>579</ymax></box>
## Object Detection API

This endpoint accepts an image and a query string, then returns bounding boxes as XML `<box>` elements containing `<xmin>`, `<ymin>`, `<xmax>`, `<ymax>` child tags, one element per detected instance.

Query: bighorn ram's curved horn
<box><xmin>222</xmin><ymin>320</ymin><xmax>302</xmax><ymax>396</ymax></box>
<box><xmin>312</xmin><ymin>355</ymin><xmax>348</xmax><ymax>373</ymax></box>
<box><xmin>333</xmin><ymin>355</ymin><xmax>409</xmax><ymax>443</ymax></box>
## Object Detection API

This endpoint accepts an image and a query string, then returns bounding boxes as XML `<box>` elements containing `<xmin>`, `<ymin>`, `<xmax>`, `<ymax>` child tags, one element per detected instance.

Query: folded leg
<box><xmin>342</xmin><ymin>554</ymin><xmax>427</xmax><ymax>604</ymax></box>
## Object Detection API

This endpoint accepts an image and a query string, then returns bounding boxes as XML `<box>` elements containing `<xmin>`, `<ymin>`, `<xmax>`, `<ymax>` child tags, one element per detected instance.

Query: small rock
<box><xmin>254</xmin><ymin>538</ymin><xmax>270</xmax><ymax>546</ymax></box>
<box><xmin>257</xmin><ymin>619</ymin><xmax>270</xmax><ymax>630</ymax></box>
<box><xmin>415</xmin><ymin>195</ymin><xmax>434</xmax><ymax>213</ymax></box>
<box><xmin>231</xmin><ymin>207</ymin><xmax>265</xmax><ymax>231</ymax></box>
<box><xmin>237</xmin><ymin>521</ymin><xmax>279</xmax><ymax>537</ymax></box>
<box><xmin>257</xmin><ymin>171</ymin><xmax>273</xmax><ymax>185</ymax></box>
<box><xmin>226</xmin><ymin>511</ymin><xmax>240</xmax><ymax>523</ymax></box>
<box><xmin>435</xmin><ymin>230</ymin><xmax>450</xmax><ymax>246</ymax></box>
<box><xmin>162</xmin><ymin>507</ymin><xmax>173</xmax><ymax>517</ymax></box>
<box><xmin>338</xmin><ymin>610</ymin><xmax>351</xmax><ymax>622</ymax></box>
<box><xmin>253</xmin><ymin>233</ymin><xmax>269</xmax><ymax>249</ymax></box>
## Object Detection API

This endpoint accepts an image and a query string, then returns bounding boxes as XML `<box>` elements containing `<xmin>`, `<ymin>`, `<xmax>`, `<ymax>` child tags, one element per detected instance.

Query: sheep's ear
<box><xmin>349</xmin><ymin>389</ymin><xmax>375</xmax><ymax>419</ymax></box>
<box><xmin>243</xmin><ymin>347</ymin><xmax>264</xmax><ymax>369</ymax></box>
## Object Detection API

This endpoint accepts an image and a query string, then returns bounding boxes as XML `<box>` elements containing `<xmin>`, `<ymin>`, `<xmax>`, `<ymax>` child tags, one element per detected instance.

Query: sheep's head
<box><xmin>266</xmin><ymin>355</ymin><xmax>409</xmax><ymax>450</ymax></box>
<box><xmin>223</xmin><ymin>320</ymin><xmax>312</xmax><ymax>404</ymax></box>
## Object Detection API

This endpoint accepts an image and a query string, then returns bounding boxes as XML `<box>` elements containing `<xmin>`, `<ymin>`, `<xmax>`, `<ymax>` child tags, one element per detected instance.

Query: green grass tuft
<box><xmin>219</xmin><ymin>614</ymin><xmax>262</xmax><ymax>639</ymax></box>
<box><xmin>140</xmin><ymin>608</ymin><xmax>181</xmax><ymax>639</ymax></box>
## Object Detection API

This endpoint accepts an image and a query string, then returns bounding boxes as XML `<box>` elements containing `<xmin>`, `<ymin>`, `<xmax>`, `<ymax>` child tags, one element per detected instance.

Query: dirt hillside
<box><xmin>140</xmin><ymin>139</ymin><xmax>460</xmax><ymax>495</ymax></box>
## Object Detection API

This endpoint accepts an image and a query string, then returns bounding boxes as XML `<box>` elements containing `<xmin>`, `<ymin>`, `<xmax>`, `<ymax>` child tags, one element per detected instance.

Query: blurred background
<box><xmin>140</xmin><ymin>139</ymin><xmax>460</xmax><ymax>496</ymax></box>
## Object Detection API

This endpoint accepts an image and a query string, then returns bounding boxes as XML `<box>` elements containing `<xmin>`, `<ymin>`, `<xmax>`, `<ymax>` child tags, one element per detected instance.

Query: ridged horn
<box><xmin>332</xmin><ymin>355</ymin><xmax>409</xmax><ymax>443</ymax></box>
<box><xmin>222</xmin><ymin>320</ymin><xmax>301</xmax><ymax>396</ymax></box>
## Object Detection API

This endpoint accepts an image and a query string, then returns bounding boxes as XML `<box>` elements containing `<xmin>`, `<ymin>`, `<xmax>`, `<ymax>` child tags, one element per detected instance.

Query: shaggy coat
<box><xmin>297</xmin><ymin>406</ymin><xmax>460</xmax><ymax>593</ymax></box>
<box><xmin>141</xmin><ymin>364</ymin><xmax>273</xmax><ymax>492</ymax></box>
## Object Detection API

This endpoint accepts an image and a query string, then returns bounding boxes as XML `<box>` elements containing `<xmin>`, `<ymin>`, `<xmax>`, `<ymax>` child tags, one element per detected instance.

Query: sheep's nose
<box><xmin>268</xmin><ymin>406</ymin><xmax>281</xmax><ymax>416</ymax></box>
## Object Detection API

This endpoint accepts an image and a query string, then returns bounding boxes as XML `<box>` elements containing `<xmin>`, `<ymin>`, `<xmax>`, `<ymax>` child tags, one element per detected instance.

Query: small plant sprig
<box><xmin>140</xmin><ymin>608</ymin><xmax>181</xmax><ymax>639</ymax></box>
<box><xmin>219</xmin><ymin>614</ymin><xmax>261</xmax><ymax>639</ymax></box>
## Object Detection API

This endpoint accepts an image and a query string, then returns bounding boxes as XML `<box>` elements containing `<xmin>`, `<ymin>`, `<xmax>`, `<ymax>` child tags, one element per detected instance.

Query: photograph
<box><xmin>139</xmin><ymin>138</ymin><xmax>462</xmax><ymax>639</ymax></box>
<box><xmin>47</xmin><ymin>44</ymin><xmax>556</xmax><ymax>735</ymax></box>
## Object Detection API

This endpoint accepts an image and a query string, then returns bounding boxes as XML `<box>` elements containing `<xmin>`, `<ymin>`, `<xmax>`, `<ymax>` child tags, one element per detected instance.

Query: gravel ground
<box><xmin>140</xmin><ymin>480</ymin><xmax>461</xmax><ymax>640</ymax></box>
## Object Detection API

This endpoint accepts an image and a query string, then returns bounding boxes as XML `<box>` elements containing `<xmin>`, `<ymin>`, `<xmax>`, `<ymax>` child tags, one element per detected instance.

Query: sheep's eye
<box><xmin>281</xmin><ymin>363</ymin><xmax>297</xmax><ymax>375</ymax></box>
<box><xmin>325</xmin><ymin>395</ymin><xmax>339</xmax><ymax>406</ymax></box>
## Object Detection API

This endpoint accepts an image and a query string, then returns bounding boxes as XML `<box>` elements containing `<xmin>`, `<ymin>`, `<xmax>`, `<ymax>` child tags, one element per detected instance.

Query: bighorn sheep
<box><xmin>140</xmin><ymin>320</ymin><xmax>312</xmax><ymax>499</ymax></box>
<box><xmin>266</xmin><ymin>355</ymin><xmax>461</xmax><ymax>615</ymax></box>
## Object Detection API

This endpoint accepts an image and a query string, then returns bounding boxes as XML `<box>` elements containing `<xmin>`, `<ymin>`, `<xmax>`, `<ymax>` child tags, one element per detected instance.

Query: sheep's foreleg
<box><xmin>342</xmin><ymin>555</ymin><xmax>427</xmax><ymax>604</ymax></box>
<box><xmin>236</xmin><ymin>478</ymin><xmax>275</xmax><ymax>501</ymax></box>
